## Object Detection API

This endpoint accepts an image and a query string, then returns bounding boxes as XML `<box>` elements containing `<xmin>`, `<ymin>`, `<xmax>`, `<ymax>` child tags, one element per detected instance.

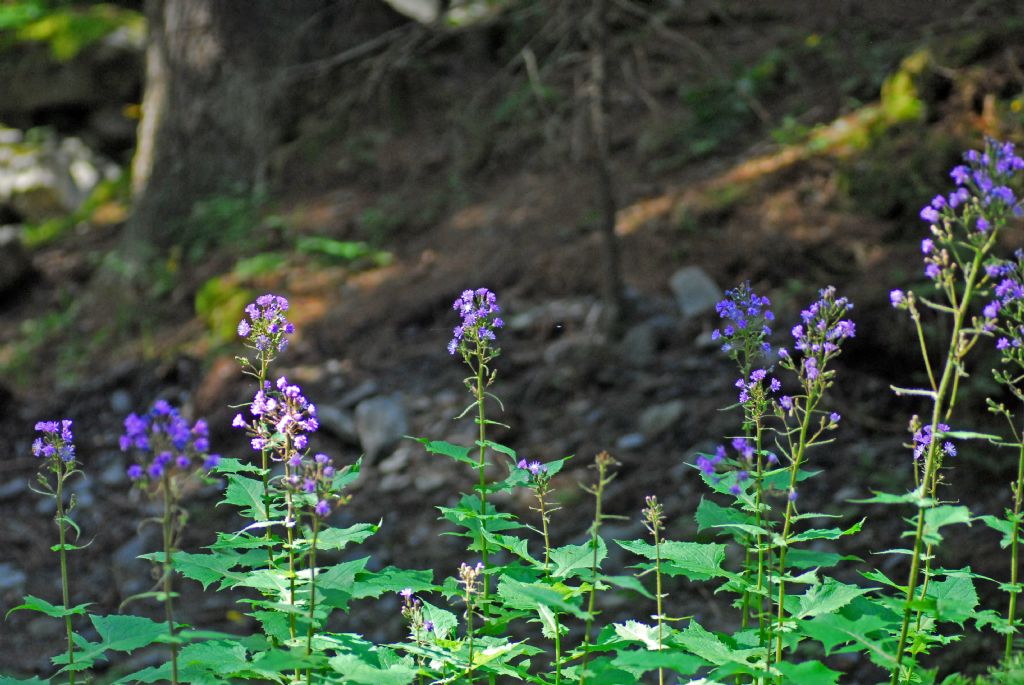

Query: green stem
<box><xmin>655</xmin><ymin>526</ymin><xmax>664</xmax><ymax>685</ymax></box>
<box><xmin>579</xmin><ymin>456</ymin><xmax>610</xmax><ymax>685</ymax></box>
<box><xmin>891</xmin><ymin>243</ymin><xmax>989</xmax><ymax>684</ymax></box>
<box><xmin>474</xmin><ymin>349</ymin><xmax>491</xmax><ymax>613</ymax></box>
<box><xmin>774</xmin><ymin>397</ymin><xmax>816</xmax><ymax>670</ymax></box>
<box><xmin>1007</xmin><ymin>441</ymin><xmax>1024</xmax><ymax>661</ymax></box>
<box><xmin>161</xmin><ymin>474</ymin><xmax>179</xmax><ymax>685</ymax></box>
<box><xmin>539</xmin><ymin>492</ymin><xmax>552</xmax><ymax>576</ymax></box>
<box><xmin>466</xmin><ymin>591</ymin><xmax>475</xmax><ymax>685</ymax></box>
<box><xmin>258</xmin><ymin>357</ymin><xmax>275</xmax><ymax>571</ymax></box>
<box><xmin>306</xmin><ymin>516</ymin><xmax>319</xmax><ymax>684</ymax></box>
<box><xmin>55</xmin><ymin>465</ymin><xmax>76</xmax><ymax>685</ymax></box>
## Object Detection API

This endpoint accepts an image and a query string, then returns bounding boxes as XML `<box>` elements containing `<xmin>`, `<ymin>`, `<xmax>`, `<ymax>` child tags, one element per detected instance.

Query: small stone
<box><xmin>0</xmin><ymin>562</ymin><xmax>27</xmax><ymax>594</ymax></box>
<box><xmin>316</xmin><ymin>404</ymin><xmax>359</xmax><ymax>445</ymax></box>
<box><xmin>0</xmin><ymin>479</ymin><xmax>26</xmax><ymax>501</ymax></box>
<box><xmin>354</xmin><ymin>395</ymin><xmax>408</xmax><ymax>462</ymax></box>
<box><xmin>379</xmin><ymin>473</ymin><xmax>412</xmax><ymax>492</ymax></box>
<box><xmin>99</xmin><ymin>458</ymin><xmax>127</xmax><ymax>485</ymax></box>
<box><xmin>378</xmin><ymin>445</ymin><xmax>412</xmax><ymax>474</ymax></box>
<box><xmin>669</xmin><ymin>266</ymin><xmax>721</xmax><ymax>319</ymax></box>
<box><xmin>615</xmin><ymin>432</ymin><xmax>646</xmax><ymax>451</ymax></box>
<box><xmin>110</xmin><ymin>389</ymin><xmax>133</xmax><ymax>414</ymax></box>
<box><xmin>638</xmin><ymin>399</ymin><xmax>686</xmax><ymax>437</ymax></box>
<box><xmin>414</xmin><ymin>470</ymin><xmax>447</xmax><ymax>493</ymax></box>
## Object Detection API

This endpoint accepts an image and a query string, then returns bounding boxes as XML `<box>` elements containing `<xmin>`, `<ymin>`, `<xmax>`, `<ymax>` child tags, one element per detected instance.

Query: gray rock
<box><xmin>379</xmin><ymin>473</ymin><xmax>412</xmax><ymax>493</ymax></box>
<box><xmin>110</xmin><ymin>388</ymin><xmax>133</xmax><ymax>414</ymax></box>
<box><xmin>414</xmin><ymin>470</ymin><xmax>447</xmax><ymax>493</ymax></box>
<box><xmin>669</xmin><ymin>266</ymin><xmax>721</xmax><ymax>319</ymax></box>
<box><xmin>0</xmin><ymin>478</ymin><xmax>27</xmax><ymax>502</ymax></box>
<box><xmin>354</xmin><ymin>395</ymin><xmax>408</xmax><ymax>461</ymax></box>
<box><xmin>0</xmin><ymin>225</ymin><xmax>30</xmax><ymax>294</ymax></box>
<box><xmin>0</xmin><ymin>562</ymin><xmax>27</xmax><ymax>595</ymax></box>
<box><xmin>378</xmin><ymin>445</ymin><xmax>412</xmax><ymax>474</ymax></box>
<box><xmin>638</xmin><ymin>400</ymin><xmax>686</xmax><ymax>437</ymax></box>
<box><xmin>316</xmin><ymin>404</ymin><xmax>359</xmax><ymax>445</ymax></box>
<box><xmin>615</xmin><ymin>432</ymin><xmax>646</xmax><ymax>451</ymax></box>
<box><xmin>112</xmin><ymin>527</ymin><xmax>161</xmax><ymax>599</ymax></box>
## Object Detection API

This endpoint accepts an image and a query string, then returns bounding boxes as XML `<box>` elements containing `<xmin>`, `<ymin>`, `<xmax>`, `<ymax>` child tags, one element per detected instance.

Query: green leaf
<box><xmin>609</xmin><ymin>650</ymin><xmax>706</xmax><ymax>677</ymax></box>
<box><xmin>413</xmin><ymin>438</ymin><xmax>476</xmax><ymax>466</ymax></box>
<box><xmin>776</xmin><ymin>660</ymin><xmax>842</xmax><ymax>685</ymax></box>
<box><xmin>536</xmin><ymin>603</ymin><xmax>562</xmax><ymax>640</ymax></box>
<box><xmin>801</xmin><ymin>612</ymin><xmax>892</xmax><ymax>656</ymax></box>
<box><xmin>613</xmin><ymin>621</ymin><xmax>662</xmax><ymax>650</ymax></box>
<box><xmin>786</xmin><ymin>548</ymin><xmax>858</xmax><ymax>570</ymax></box>
<box><xmin>6</xmin><ymin>595</ymin><xmax>91</xmax><ymax>620</ymax></box>
<box><xmin>327</xmin><ymin>654</ymin><xmax>418</xmax><ymax>684</ymax></box>
<box><xmin>940</xmin><ymin>430</ymin><xmax>1002</xmax><ymax>441</ymax></box>
<box><xmin>922</xmin><ymin>505</ymin><xmax>972</xmax><ymax>545</ymax></box>
<box><xmin>221</xmin><ymin>475</ymin><xmax>269</xmax><ymax>520</ymax></box>
<box><xmin>617</xmin><ymin>539</ymin><xmax>729</xmax><ymax>581</ymax></box>
<box><xmin>0</xmin><ymin>676</ymin><xmax>49</xmax><ymax>684</ymax></box>
<box><xmin>696</xmin><ymin>497</ymin><xmax>755</xmax><ymax>534</ymax></box>
<box><xmin>788</xmin><ymin>518</ymin><xmax>863</xmax><ymax>543</ymax></box>
<box><xmin>421</xmin><ymin>601</ymin><xmax>457</xmax><ymax>639</ymax></box>
<box><xmin>76</xmin><ymin>614</ymin><xmax>171</xmax><ymax>663</ymax></box>
<box><xmin>351</xmin><ymin>567</ymin><xmax>434</xmax><ymax>599</ymax></box>
<box><xmin>178</xmin><ymin>640</ymin><xmax>249</xmax><ymax>676</ymax></box>
<box><xmin>795</xmin><ymin>579</ymin><xmax>872</xmax><ymax>619</ymax></box>
<box><xmin>675</xmin><ymin>621</ymin><xmax>759</xmax><ymax>667</ymax></box>
<box><xmin>212</xmin><ymin>457</ymin><xmax>263</xmax><ymax>475</ymax></box>
<box><xmin>978</xmin><ymin>515</ymin><xmax>1014</xmax><ymax>548</ymax></box>
<box><xmin>550</xmin><ymin>538</ymin><xmax>606</xmax><ymax>579</ymax></box>
<box><xmin>171</xmin><ymin>550</ymin><xmax>248</xmax><ymax>590</ymax></box>
<box><xmin>496</xmin><ymin>576</ymin><xmax>588</xmax><ymax>620</ymax></box>
<box><xmin>312</xmin><ymin>522</ymin><xmax>378</xmax><ymax>550</ymax></box>
<box><xmin>317</xmin><ymin>558</ymin><xmax>370</xmax><ymax>591</ymax></box>
<box><xmin>600</xmin><ymin>574</ymin><xmax>656</xmax><ymax>600</ymax></box>
<box><xmin>926</xmin><ymin>573</ymin><xmax>978</xmax><ymax>625</ymax></box>
<box><xmin>852</xmin><ymin>490</ymin><xmax>935</xmax><ymax>507</ymax></box>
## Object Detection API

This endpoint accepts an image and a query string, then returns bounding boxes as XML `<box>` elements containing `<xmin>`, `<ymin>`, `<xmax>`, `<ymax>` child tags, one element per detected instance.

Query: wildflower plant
<box><xmin>10</xmin><ymin>141</ymin><xmax>1024</xmax><ymax>685</ymax></box>
<box><xmin>121</xmin><ymin>400</ymin><xmax>219</xmax><ymax>685</ymax></box>
<box><xmin>11</xmin><ymin>420</ymin><xmax>85</xmax><ymax>685</ymax></box>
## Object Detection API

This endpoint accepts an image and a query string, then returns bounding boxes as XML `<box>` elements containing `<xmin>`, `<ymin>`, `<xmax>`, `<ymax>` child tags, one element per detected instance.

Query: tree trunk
<box><xmin>124</xmin><ymin>0</ymin><xmax>329</xmax><ymax>260</ymax></box>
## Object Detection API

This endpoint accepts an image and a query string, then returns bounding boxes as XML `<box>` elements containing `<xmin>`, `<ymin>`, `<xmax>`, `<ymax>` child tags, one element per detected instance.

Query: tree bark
<box><xmin>125</xmin><ymin>0</ymin><xmax>333</xmax><ymax>260</ymax></box>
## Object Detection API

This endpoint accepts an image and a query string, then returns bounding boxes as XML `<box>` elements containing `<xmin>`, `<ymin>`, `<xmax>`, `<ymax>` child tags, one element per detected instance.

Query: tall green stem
<box><xmin>474</xmin><ymin>349</ymin><xmax>491</xmax><ymax>611</ymax></box>
<box><xmin>161</xmin><ymin>474</ymin><xmax>179</xmax><ymax>685</ymax></box>
<box><xmin>579</xmin><ymin>454</ymin><xmax>612</xmax><ymax>685</ymax></box>
<box><xmin>774</xmin><ymin>398</ymin><xmax>816</xmax><ymax>669</ymax></box>
<box><xmin>654</xmin><ymin>527</ymin><xmax>664</xmax><ymax>685</ymax></box>
<box><xmin>1007</xmin><ymin>441</ymin><xmax>1024</xmax><ymax>660</ymax></box>
<box><xmin>55</xmin><ymin>465</ymin><xmax>76</xmax><ymax>685</ymax></box>
<box><xmin>891</xmin><ymin>245</ymin><xmax>988</xmax><ymax>684</ymax></box>
<box><xmin>306</xmin><ymin>516</ymin><xmax>319</xmax><ymax>684</ymax></box>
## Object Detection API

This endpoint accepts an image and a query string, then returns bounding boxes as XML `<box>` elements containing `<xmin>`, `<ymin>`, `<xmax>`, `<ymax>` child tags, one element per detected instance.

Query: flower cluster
<box><xmin>736</xmin><ymin>368</ymin><xmax>781</xmax><ymax>405</ymax></box>
<box><xmin>779</xmin><ymin>286</ymin><xmax>855</xmax><ymax>388</ymax></box>
<box><xmin>399</xmin><ymin>588</ymin><xmax>434</xmax><ymax>637</ymax></box>
<box><xmin>919</xmin><ymin>139</ymin><xmax>1024</xmax><ymax>281</ymax></box>
<box><xmin>283</xmin><ymin>451</ymin><xmax>342</xmax><ymax>519</ymax></box>
<box><xmin>32</xmin><ymin>419</ymin><xmax>76</xmax><ymax>464</ymax></box>
<box><xmin>516</xmin><ymin>458</ymin><xmax>549</xmax><ymax>486</ymax></box>
<box><xmin>233</xmin><ymin>377</ymin><xmax>319</xmax><ymax>458</ymax></box>
<box><xmin>121</xmin><ymin>400</ymin><xmax>219</xmax><ymax>482</ymax></box>
<box><xmin>711</xmin><ymin>282</ymin><xmax>774</xmax><ymax>368</ymax></box>
<box><xmin>912</xmin><ymin>422</ymin><xmax>956</xmax><ymax>461</ymax></box>
<box><xmin>696</xmin><ymin>439</ymin><xmax>775</xmax><ymax>495</ymax></box>
<box><xmin>448</xmin><ymin>288</ymin><xmax>503</xmax><ymax>356</ymax></box>
<box><xmin>238</xmin><ymin>294</ymin><xmax>295</xmax><ymax>358</ymax></box>
<box><xmin>458</xmin><ymin>561</ymin><xmax>485</xmax><ymax>596</ymax></box>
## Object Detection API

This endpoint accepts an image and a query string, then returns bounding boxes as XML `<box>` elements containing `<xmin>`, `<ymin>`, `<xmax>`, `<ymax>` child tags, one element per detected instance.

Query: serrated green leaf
<box><xmin>786</xmin><ymin>548</ymin><xmax>858</xmax><ymax>570</ymax></box>
<box><xmin>0</xmin><ymin>676</ymin><xmax>49</xmax><ymax>684</ymax></box>
<box><xmin>327</xmin><ymin>654</ymin><xmax>417</xmax><ymax>685</ymax></box>
<box><xmin>978</xmin><ymin>514</ymin><xmax>1014</xmax><ymax>548</ymax></box>
<box><xmin>852</xmin><ymin>490</ymin><xmax>935</xmax><ymax>507</ymax></box>
<box><xmin>550</xmin><ymin>538</ymin><xmax>606</xmax><ymax>579</ymax></box>
<box><xmin>795</xmin><ymin>579</ymin><xmax>871</xmax><ymax>619</ymax></box>
<box><xmin>317</xmin><ymin>557</ymin><xmax>370</xmax><ymax>591</ymax></box>
<box><xmin>536</xmin><ymin>603</ymin><xmax>561</xmax><ymax>640</ymax></box>
<box><xmin>311</xmin><ymin>522</ymin><xmax>377</xmax><ymax>551</ymax></box>
<box><xmin>609</xmin><ymin>650</ymin><xmax>706</xmax><ymax>677</ymax></box>
<box><xmin>675</xmin><ymin>621</ymin><xmax>759</xmax><ymax>667</ymax></box>
<box><xmin>351</xmin><ymin>567</ymin><xmax>434</xmax><ymax>599</ymax></box>
<box><xmin>178</xmin><ymin>640</ymin><xmax>249</xmax><ymax>675</ymax></box>
<box><xmin>926</xmin><ymin>573</ymin><xmax>978</xmax><ymax>625</ymax></box>
<box><xmin>6</xmin><ymin>595</ymin><xmax>91</xmax><ymax>620</ymax></box>
<box><xmin>788</xmin><ymin>518</ymin><xmax>863</xmax><ymax>543</ymax></box>
<box><xmin>414</xmin><ymin>438</ymin><xmax>476</xmax><ymax>466</ymax></box>
<box><xmin>600</xmin><ymin>574</ymin><xmax>655</xmax><ymax>600</ymax></box>
<box><xmin>77</xmin><ymin>614</ymin><xmax>170</xmax><ymax>663</ymax></box>
<box><xmin>801</xmin><ymin>612</ymin><xmax>892</xmax><ymax>656</ymax></box>
<box><xmin>613</xmin><ymin>621</ymin><xmax>662</xmax><ymax>650</ymax></box>
<box><xmin>212</xmin><ymin>457</ymin><xmax>263</xmax><ymax>475</ymax></box>
<box><xmin>617</xmin><ymin>539</ymin><xmax>729</xmax><ymax>581</ymax></box>
<box><xmin>221</xmin><ymin>475</ymin><xmax>269</xmax><ymax>520</ymax></box>
<box><xmin>695</xmin><ymin>498</ymin><xmax>752</xmax><ymax>533</ymax></box>
<box><xmin>172</xmin><ymin>550</ymin><xmax>248</xmax><ymax>590</ymax></box>
<box><xmin>496</xmin><ymin>577</ymin><xmax>588</xmax><ymax>620</ymax></box>
<box><xmin>421</xmin><ymin>601</ymin><xmax>457</xmax><ymax>640</ymax></box>
<box><xmin>776</xmin><ymin>659</ymin><xmax>842</xmax><ymax>685</ymax></box>
<box><xmin>922</xmin><ymin>505</ymin><xmax>972</xmax><ymax>545</ymax></box>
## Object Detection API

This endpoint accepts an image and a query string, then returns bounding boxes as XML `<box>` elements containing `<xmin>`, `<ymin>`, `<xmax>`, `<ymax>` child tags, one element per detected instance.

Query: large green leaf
<box><xmin>6</xmin><ymin>595</ymin><xmax>91</xmax><ymax>619</ymax></box>
<box><xmin>413</xmin><ymin>438</ymin><xmax>476</xmax><ymax>466</ymax></box>
<box><xmin>351</xmin><ymin>567</ymin><xmax>434</xmax><ymax>599</ymax></box>
<box><xmin>327</xmin><ymin>654</ymin><xmax>417</xmax><ymax>685</ymax></box>
<box><xmin>801</xmin><ymin>612</ymin><xmax>892</xmax><ymax>657</ymax></box>
<box><xmin>496</xmin><ymin>577</ymin><xmax>588</xmax><ymax>620</ymax></box>
<box><xmin>776</xmin><ymin>660</ymin><xmax>842</xmax><ymax>685</ymax></box>
<box><xmin>172</xmin><ymin>550</ymin><xmax>248</xmax><ymax>590</ymax></box>
<box><xmin>613</xmin><ymin>621</ymin><xmax>662</xmax><ymax>650</ymax></box>
<box><xmin>674</xmin><ymin>621</ymin><xmax>759</xmax><ymax>668</ymax></box>
<box><xmin>922</xmin><ymin>505</ymin><xmax>972</xmax><ymax>545</ymax></box>
<box><xmin>926</xmin><ymin>573</ymin><xmax>978</xmax><ymax>625</ymax></box>
<box><xmin>550</xmin><ymin>538</ymin><xmax>606</xmax><ymax>579</ymax></box>
<box><xmin>617</xmin><ymin>539</ymin><xmax>729</xmax><ymax>581</ymax></box>
<box><xmin>312</xmin><ymin>523</ymin><xmax>378</xmax><ymax>551</ymax></box>
<box><xmin>221</xmin><ymin>475</ymin><xmax>269</xmax><ymax>520</ymax></box>
<box><xmin>794</xmin><ymin>578</ymin><xmax>871</xmax><ymax>619</ymax></box>
<box><xmin>609</xmin><ymin>650</ymin><xmax>706</xmax><ymax>678</ymax></box>
<box><xmin>695</xmin><ymin>498</ymin><xmax>753</xmax><ymax>533</ymax></box>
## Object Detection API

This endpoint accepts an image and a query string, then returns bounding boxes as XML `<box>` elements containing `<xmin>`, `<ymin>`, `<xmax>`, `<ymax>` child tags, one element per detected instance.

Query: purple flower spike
<box><xmin>449</xmin><ymin>288</ymin><xmax>503</xmax><ymax>356</ymax></box>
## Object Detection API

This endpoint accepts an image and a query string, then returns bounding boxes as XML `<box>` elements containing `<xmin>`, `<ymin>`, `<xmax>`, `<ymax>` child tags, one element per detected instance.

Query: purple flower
<box><xmin>127</xmin><ymin>464</ymin><xmax>143</xmax><ymax>480</ymax></box>
<box><xmin>890</xmin><ymin>289</ymin><xmax>905</xmax><ymax>307</ymax></box>
<box><xmin>238</xmin><ymin>294</ymin><xmax>294</xmax><ymax>361</ymax></box>
<box><xmin>314</xmin><ymin>499</ymin><xmax>331</xmax><ymax>518</ymax></box>
<box><xmin>32</xmin><ymin>418</ymin><xmax>76</xmax><ymax>465</ymax></box>
<box><xmin>830</xmin><ymin>412</ymin><xmax>841</xmax><ymax>423</ymax></box>
<box><xmin>449</xmin><ymin>288</ymin><xmax>503</xmax><ymax>356</ymax></box>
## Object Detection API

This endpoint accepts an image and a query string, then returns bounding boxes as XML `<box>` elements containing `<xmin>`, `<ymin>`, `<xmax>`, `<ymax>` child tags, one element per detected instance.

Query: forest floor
<box><xmin>2</xmin><ymin>1</ymin><xmax>1024</xmax><ymax>681</ymax></box>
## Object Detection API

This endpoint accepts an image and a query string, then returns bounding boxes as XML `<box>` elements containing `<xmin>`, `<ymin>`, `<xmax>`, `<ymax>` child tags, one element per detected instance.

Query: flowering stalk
<box><xmin>890</xmin><ymin>139</ymin><xmax>1022</xmax><ymax>684</ymax></box>
<box><xmin>449</xmin><ymin>288</ymin><xmax>504</xmax><ymax>612</ymax></box>
<box><xmin>458</xmin><ymin>562</ymin><xmax>485</xmax><ymax>684</ymax></box>
<box><xmin>642</xmin><ymin>496</ymin><xmax>666</xmax><ymax>685</ymax></box>
<box><xmin>121</xmin><ymin>400</ymin><xmax>219</xmax><ymax>685</ymax></box>
<box><xmin>521</xmin><ymin>458</ymin><xmax>563</xmax><ymax>682</ymax></box>
<box><xmin>771</xmin><ymin>287</ymin><xmax>854</xmax><ymax>671</ymax></box>
<box><xmin>306</xmin><ymin>515</ymin><xmax>319</xmax><ymax>684</ymax></box>
<box><xmin>236</xmin><ymin>294</ymin><xmax>295</xmax><ymax>569</ymax></box>
<box><xmin>579</xmin><ymin>451</ymin><xmax>618</xmax><ymax>685</ymax></box>
<box><xmin>32</xmin><ymin>420</ymin><xmax>79</xmax><ymax>685</ymax></box>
